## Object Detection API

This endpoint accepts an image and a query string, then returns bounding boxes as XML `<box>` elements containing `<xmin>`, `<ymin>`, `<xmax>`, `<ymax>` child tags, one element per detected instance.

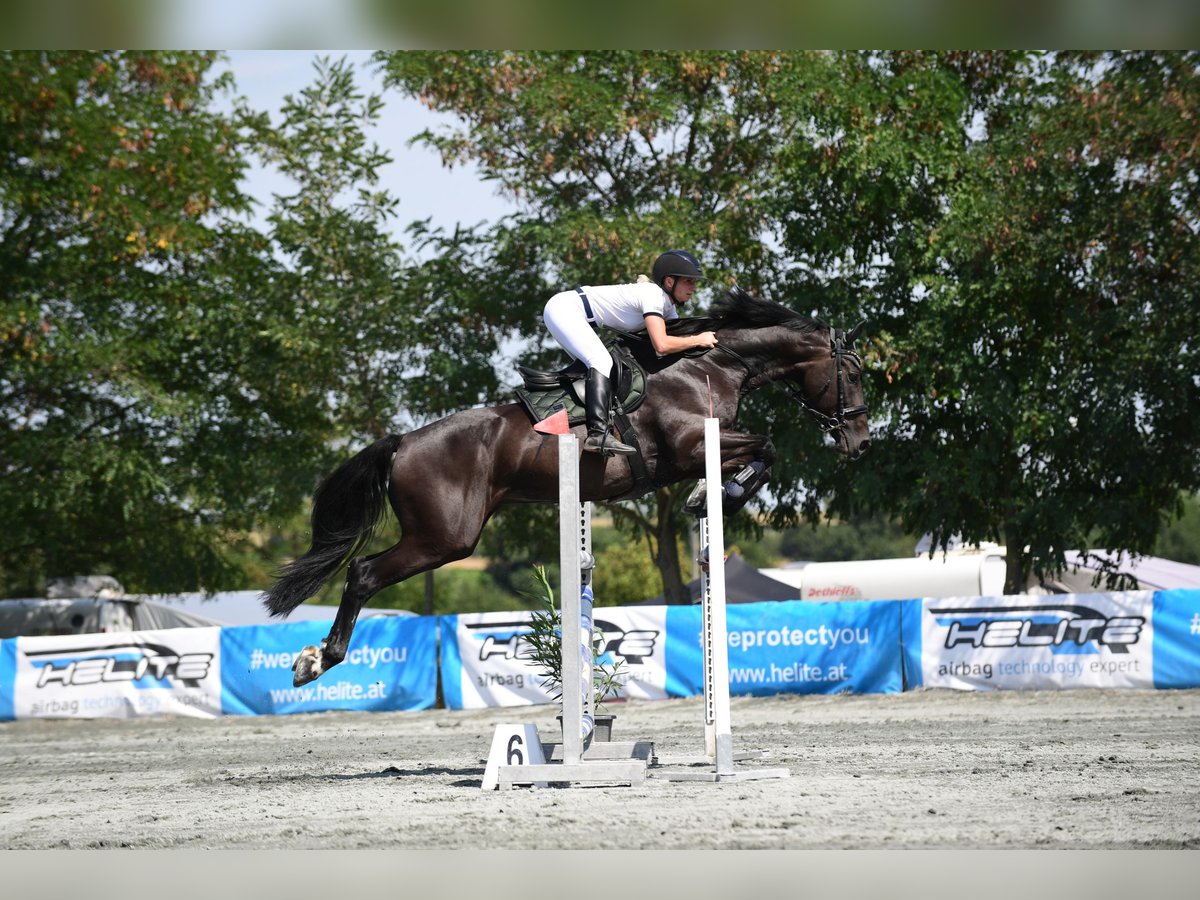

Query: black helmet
<box><xmin>652</xmin><ymin>250</ymin><xmax>703</xmax><ymax>289</ymax></box>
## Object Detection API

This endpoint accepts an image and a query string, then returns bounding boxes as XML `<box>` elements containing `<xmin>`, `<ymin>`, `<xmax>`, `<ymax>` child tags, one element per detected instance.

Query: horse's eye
<box><xmin>848</xmin><ymin>372</ymin><xmax>860</xmax><ymax>385</ymax></box>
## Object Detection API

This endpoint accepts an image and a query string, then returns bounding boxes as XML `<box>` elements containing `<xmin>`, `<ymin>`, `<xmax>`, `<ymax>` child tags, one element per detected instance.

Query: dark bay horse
<box><xmin>264</xmin><ymin>288</ymin><xmax>870</xmax><ymax>686</ymax></box>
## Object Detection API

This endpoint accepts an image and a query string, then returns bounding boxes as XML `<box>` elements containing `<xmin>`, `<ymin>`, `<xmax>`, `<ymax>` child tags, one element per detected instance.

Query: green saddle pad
<box><xmin>514</xmin><ymin>350</ymin><xmax>646</xmax><ymax>428</ymax></box>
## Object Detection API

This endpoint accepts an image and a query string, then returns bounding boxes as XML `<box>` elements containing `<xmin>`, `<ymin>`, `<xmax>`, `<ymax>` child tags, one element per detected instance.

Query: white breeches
<box><xmin>543</xmin><ymin>290</ymin><xmax>614</xmax><ymax>374</ymax></box>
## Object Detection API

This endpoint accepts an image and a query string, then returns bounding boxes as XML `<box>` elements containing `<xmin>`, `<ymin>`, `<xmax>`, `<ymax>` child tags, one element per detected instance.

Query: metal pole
<box><xmin>558</xmin><ymin>434</ymin><xmax>586</xmax><ymax>765</ymax></box>
<box><xmin>703</xmin><ymin>417</ymin><xmax>734</xmax><ymax>775</ymax></box>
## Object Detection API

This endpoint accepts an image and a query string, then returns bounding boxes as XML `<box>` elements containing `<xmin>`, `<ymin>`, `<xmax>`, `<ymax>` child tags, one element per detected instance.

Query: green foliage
<box><xmin>520</xmin><ymin>564</ymin><xmax>625</xmax><ymax>709</ymax></box>
<box><xmin>5</xmin><ymin>50</ymin><xmax>1197</xmax><ymax>608</ymax></box>
<box><xmin>593</xmin><ymin>534</ymin><xmax>682</xmax><ymax>606</ymax></box>
<box><xmin>0</xmin><ymin>52</ymin><xmax>523</xmax><ymax>599</ymax></box>
<box><xmin>767</xmin><ymin>51</ymin><xmax>1200</xmax><ymax>590</ymax></box>
<box><xmin>1154</xmin><ymin>493</ymin><xmax>1200</xmax><ymax>566</ymax></box>
<box><xmin>367</xmin><ymin>568</ymin><xmax>516</xmax><ymax>616</ymax></box>
<box><xmin>477</xmin><ymin>504</ymin><xmax>561</xmax><ymax>597</ymax></box>
<box><xmin>242</xmin><ymin>55</ymin><xmax>510</xmax><ymax>439</ymax></box>
<box><xmin>0</xmin><ymin>51</ymin><xmax>316</xmax><ymax>596</ymax></box>
<box><xmin>773</xmin><ymin>514</ymin><xmax>921</xmax><ymax>563</ymax></box>
<box><xmin>377</xmin><ymin>51</ymin><xmax>821</xmax><ymax>291</ymax></box>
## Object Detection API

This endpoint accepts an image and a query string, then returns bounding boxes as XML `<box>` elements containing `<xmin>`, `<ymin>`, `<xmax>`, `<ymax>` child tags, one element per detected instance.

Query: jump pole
<box><xmin>495</xmin><ymin>432</ymin><xmax>651</xmax><ymax>788</ymax></box>
<box><xmin>660</xmin><ymin>417</ymin><xmax>789</xmax><ymax>783</ymax></box>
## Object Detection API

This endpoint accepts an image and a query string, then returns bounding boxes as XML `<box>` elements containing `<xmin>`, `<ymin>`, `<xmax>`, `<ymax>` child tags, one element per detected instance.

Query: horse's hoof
<box><xmin>292</xmin><ymin>645</ymin><xmax>325</xmax><ymax>687</ymax></box>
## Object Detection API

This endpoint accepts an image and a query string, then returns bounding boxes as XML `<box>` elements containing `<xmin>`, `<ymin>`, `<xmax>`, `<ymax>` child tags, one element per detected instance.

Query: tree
<box><xmin>0</xmin><ymin>51</ymin><xmax>326</xmax><ymax>596</ymax></box>
<box><xmin>0</xmin><ymin>52</ymin><xmax>473</xmax><ymax>598</ymax></box>
<box><xmin>247</xmin><ymin>56</ymin><xmax>532</xmax><ymax>439</ymax></box>
<box><xmin>375</xmin><ymin>50</ymin><xmax>839</xmax><ymax>602</ymax></box>
<box><xmin>378</xmin><ymin>50</ymin><xmax>1200</xmax><ymax>599</ymax></box>
<box><xmin>771</xmin><ymin>51</ymin><xmax>1200</xmax><ymax>590</ymax></box>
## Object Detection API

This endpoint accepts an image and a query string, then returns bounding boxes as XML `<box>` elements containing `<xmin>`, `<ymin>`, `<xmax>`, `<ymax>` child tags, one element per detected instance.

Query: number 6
<box><xmin>507</xmin><ymin>733</ymin><xmax>525</xmax><ymax>765</ymax></box>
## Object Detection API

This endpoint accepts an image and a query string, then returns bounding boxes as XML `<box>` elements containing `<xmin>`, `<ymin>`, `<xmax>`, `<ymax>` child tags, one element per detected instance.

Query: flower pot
<box><xmin>556</xmin><ymin>713</ymin><xmax>616</xmax><ymax>743</ymax></box>
<box><xmin>593</xmin><ymin>714</ymin><xmax>615</xmax><ymax>742</ymax></box>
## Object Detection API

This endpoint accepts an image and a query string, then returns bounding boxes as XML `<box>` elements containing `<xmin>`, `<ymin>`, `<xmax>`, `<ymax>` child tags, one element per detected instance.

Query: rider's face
<box><xmin>669</xmin><ymin>276</ymin><xmax>697</xmax><ymax>303</ymax></box>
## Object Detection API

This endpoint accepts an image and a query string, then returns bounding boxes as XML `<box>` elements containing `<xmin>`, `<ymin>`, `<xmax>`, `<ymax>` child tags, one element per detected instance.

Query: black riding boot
<box><xmin>582</xmin><ymin>369</ymin><xmax>636</xmax><ymax>456</ymax></box>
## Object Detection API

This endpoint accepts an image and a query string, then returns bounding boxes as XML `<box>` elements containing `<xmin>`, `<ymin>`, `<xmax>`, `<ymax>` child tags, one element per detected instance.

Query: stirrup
<box><xmin>684</xmin><ymin>479</ymin><xmax>708</xmax><ymax>517</ymax></box>
<box><xmin>583</xmin><ymin>430</ymin><xmax>636</xmax><ymax>456</ymax></box>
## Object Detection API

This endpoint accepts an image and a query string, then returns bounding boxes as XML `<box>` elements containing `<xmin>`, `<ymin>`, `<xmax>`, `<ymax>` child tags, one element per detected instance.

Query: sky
<box><xmin>216</xmin><ymin>50</ymin><xmax>516</xmax><ymax>243</ymax></box>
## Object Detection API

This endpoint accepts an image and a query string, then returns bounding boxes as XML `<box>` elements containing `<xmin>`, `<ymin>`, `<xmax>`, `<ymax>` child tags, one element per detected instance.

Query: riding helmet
<box><xmin>652</xmin><ymin>250</ymin><xmax>704</xmax><ymax>289</ymax></box>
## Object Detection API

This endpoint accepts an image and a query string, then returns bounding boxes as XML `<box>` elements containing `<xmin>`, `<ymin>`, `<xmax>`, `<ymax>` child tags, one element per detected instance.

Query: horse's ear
<box><xmin>846</xmin><ymin>320</ymin><xmax>867</xmax><ymax>343</ymax></box>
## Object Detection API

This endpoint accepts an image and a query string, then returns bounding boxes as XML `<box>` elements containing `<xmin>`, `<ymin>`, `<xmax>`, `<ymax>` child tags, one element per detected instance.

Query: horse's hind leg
<box><xmin>291</xmin><ymin>534</ymin><xmax>462</xmax><ymax>686</ymax></box>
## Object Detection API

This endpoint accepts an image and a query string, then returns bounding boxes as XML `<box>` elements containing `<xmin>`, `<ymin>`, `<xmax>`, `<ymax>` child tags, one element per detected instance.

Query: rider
<box><xmin>543</xmin><ymin>250</ymin><xmax>719</xmax><ymax>455</ymax></box>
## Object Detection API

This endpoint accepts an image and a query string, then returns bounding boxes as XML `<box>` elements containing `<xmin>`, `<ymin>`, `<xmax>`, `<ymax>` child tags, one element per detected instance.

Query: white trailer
<box><xmin>760</xmin><ymin>550</ymin><xmax>1008</xmax><ymax>602</ymax></box>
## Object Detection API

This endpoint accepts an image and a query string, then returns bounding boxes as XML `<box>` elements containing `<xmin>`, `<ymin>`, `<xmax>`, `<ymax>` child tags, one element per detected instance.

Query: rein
<box><xmin>715</xmin><ymin>329</ymin><xmax>868</xmax><ymax>434</ymax></box>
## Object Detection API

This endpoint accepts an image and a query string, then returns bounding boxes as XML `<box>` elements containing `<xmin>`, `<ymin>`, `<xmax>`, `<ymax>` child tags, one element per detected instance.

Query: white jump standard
<box><xmin>493</xmin><ymin>432</ymin><xmax>652</xmax><ymax>788</ymax></box>
<box><xmin>660</xmin><ymin>417</ymin><xmax>790</xmax><ymax>783</ymax></box>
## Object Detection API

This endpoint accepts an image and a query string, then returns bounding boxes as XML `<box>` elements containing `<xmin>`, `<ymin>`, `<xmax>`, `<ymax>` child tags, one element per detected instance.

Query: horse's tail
<box><xmin>262</xmin><ymin>433</ymin><xmax>403</xmax><ymax>618</ymax></box>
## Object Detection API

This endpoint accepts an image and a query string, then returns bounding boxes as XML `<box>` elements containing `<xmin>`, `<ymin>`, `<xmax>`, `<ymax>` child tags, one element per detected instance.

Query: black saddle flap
<box><xmin>516</xmin><ymin>358</ymin><xmax>587</xmax><ymax>390</ymax></box>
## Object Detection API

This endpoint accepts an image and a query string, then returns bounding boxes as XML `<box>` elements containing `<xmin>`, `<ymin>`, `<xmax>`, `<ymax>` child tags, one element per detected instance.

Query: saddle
<box><xmin>514</xmin><ymin>341</ymin><xmax>647</xmax><ymax>429</ymax></box>
<box><xmin>514</xmin><ymin>340</ymin><xmax>654</xmax><ymax>501</ymax></box>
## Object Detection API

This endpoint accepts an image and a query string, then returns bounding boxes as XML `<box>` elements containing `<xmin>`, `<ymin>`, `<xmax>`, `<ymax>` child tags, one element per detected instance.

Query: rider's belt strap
<box><xmin>575</xmin><ymin>286</ymin><xmax>596</xmax><ymax>324</ymax></box>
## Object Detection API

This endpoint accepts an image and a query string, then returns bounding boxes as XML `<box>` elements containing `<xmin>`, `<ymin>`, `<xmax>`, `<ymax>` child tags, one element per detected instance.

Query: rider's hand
<box><xmin>695</xmin><ymin>331</ymin><xmax>718</xmax><ymax>349</ymax></box>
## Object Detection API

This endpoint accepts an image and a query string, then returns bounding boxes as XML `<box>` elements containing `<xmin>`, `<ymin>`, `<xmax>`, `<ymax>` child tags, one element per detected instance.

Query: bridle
<box><xmin>715</xmin><ymin>327</ymin><xmax>868</xmax><ymax>435</ymax></box>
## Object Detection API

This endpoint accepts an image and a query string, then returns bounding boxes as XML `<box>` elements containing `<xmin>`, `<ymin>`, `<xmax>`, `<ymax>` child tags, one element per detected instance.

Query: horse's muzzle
<box><xmin>846</xmin><ymin>438</ymin><xmax>871</xmax><ymax>460</ymax></box>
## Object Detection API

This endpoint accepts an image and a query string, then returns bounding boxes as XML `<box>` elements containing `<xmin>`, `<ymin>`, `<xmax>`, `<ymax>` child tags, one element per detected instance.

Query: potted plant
<box><xmin>521</xmin><ymin>564</ymin><xmax>625</xmax><ymax>741</ymax></box>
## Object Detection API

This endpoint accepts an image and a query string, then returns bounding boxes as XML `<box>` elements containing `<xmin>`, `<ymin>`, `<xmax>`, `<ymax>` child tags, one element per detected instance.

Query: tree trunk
<box><xmin>1003</xmin><ymin>522</ymin><xmax>1027</xmax><ymax>594</ymax></box>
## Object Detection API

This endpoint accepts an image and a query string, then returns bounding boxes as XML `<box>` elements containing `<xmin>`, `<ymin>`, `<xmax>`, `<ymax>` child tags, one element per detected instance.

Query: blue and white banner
<box><xmin>440</xmin><ymin>600</ymin><xmax>902</xmax><ymax>708</ymax></box>
<box><xmin>902</xmin><ymin>592</ymin><xmax>1156</xmax><ymax>691</ymax></box>
<box><xmin>1151</xmin><ymin>589</ymin><xmax>1200</xmax><ymax>690</ymax></box>
<box><xmin>0</xmin><ymin>638</ymin><xmax>16</xmax><ymax>721</ymax></box>
<box><xmin>594</xmin><ymin>605</ymin><xmax>672</xmax><ymax>701</ymax></box>
<box><xmin>3</xmin><ymin>590</ymin><xmax>1197</xmax><ymax>720</ymax></box>
<box><xmin>0</xmin><ymin>616</ymin><xmax>439</xmax><ymax>720</ymax></box>
<box><xmin>440</xmin><ymin>606</ymin><xmax>673</xmax><ymax>710</ymax></box>
<box><xmin>220</xmin><ymin>616</ymin><xmax>438</xmax><ymax>716</ymax></box>
<box><xmin>8</xmin><ymin>627</ymin><xmax>224</xmax><ymax>719</ymax></box>
<box><xmin>665</xmin><ymin>600</ymin><xmax>904</xmax><ymax>697</ymax></box>
<box><xmin>440</xmin><ymin>610</ymin><xmax>543</xmax><ymax>709</ymax></box>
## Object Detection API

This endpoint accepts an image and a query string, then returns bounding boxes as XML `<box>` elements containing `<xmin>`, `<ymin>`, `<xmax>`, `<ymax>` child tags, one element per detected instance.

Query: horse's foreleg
<box><xmin>717</xmin><ymin>430</ymin><xmax>775</xmax><ymax>472</ymax></box>
<box><xmin>719</xmin><ymin>432</ymin><xmax>776</xmax><ymax>515</ymax></box>
<box><xmin>682</xmin><ymin>430</ymin><xmax>776</xmax><ymax>517</ymax></box>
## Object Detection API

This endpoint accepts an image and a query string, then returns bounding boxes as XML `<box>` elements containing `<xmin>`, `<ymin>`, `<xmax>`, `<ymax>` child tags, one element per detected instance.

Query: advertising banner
<box><xmin>440</xmin><ymin>610</ymin><xmax>542</xmax><ymax>710</ymax></box>
<box><xmin>594</xmin><ymin>605</ymin><xmax>672</xmax><ymax>701</ymax></box>
<box><xmin>9</xmin><ymin>627</ymin><xmax>224</xmax><ymax>719</ymax></box>
<box><xmin>219</xmin><ymin>615</ymin><xmax>438</xmax><ymax>716</ymax></box>
<box><xmin>3</xmin><ymin>589</ymin><xmax>1192</xmax><ymax>721</ymax></box>
<box><xmin>0</xmin><ymin>639</ymin><xmax>15</xmax><ymax>720</ymax></box>
<box><xmin>664</xmin><ymin>600</ymin><xmax>904</xmax><ymax>698</ymax></box>
<box><xmin>903</xmin><ymin>592</ymin><xmax>1156</xmax><ymax>691</ymax></box>
<box><xmin>440</xmin><ymin>606</ymin><xmax>673</xmax><ymax>710</ymax></box>
<box><xmin>1151</xmin><ymin>589</ymin><xmax>1200</xmax><ymax>690</ymax></box>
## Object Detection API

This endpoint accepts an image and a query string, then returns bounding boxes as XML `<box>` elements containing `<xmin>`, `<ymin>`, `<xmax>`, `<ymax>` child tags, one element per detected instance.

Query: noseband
<box><xmin>717</xmin><ymin>327</ymin><xmax>868</xmax><ymax>435</ymax></box>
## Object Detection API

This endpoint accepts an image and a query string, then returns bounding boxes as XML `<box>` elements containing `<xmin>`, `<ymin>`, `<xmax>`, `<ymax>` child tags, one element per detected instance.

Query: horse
<box><xmin>264</xmin><ymin>288</ymin><xmax>871</xmax><ymax>686</ymax></box>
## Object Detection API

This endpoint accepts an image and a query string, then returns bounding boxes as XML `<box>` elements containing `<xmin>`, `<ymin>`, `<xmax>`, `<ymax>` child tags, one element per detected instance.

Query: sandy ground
<box><xmin>1</xmin><ymin>688</ymin><xmax>1197</xmax><ymax>850</ymax></box>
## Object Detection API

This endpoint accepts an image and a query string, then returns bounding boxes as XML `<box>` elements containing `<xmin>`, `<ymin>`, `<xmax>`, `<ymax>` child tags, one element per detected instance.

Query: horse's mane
<box><xmin>668</xmin><ymin>288</ymin><xmax>826</xmax><ymax>336</ymax></box>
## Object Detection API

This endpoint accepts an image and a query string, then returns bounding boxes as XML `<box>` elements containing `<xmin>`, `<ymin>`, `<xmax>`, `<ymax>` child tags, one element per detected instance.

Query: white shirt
<box><xmin>579</xmin><ymin>282</ymin><xmax>679</xmax><ymax>332</ymax></box>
